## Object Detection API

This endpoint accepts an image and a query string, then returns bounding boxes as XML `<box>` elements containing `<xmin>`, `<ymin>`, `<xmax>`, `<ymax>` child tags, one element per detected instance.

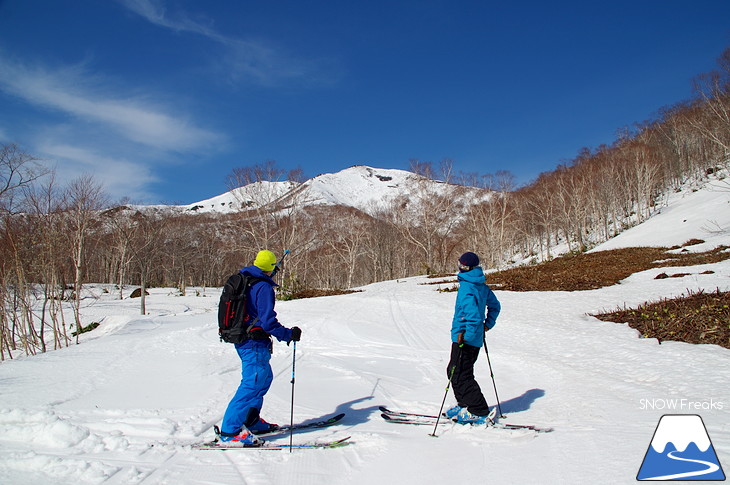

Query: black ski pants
<box><xmin>447</xmin><ymin>342</ymin><xmax>490</xmax><ymax>416</ymax></box>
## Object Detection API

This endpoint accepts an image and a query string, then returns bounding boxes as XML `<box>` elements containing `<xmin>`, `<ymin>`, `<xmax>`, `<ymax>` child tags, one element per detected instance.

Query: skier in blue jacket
<box><xmin>218</xmin><ymin>250</ymin><xmax>301</xmax><ymax>446</ymax></box>
<box><xmin>445</xmin><ymin>251</ymin><xmax>501</xmax><ymax>425</ymax></box>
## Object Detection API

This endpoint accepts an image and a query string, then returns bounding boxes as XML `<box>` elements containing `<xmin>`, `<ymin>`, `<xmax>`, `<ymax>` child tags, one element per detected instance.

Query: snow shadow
<box><xmin>333</xmin><ymin>396</ymin><xmax>381</xmax><ymax>425</ymax></box>
<box><xmin>495</xmin><ymin>388</ymin><xmax>546</xmax><ymax>414</ymax></box>
<box><xmin>265</xmin><ymin>396</ymin><xmax>378</xmax><ymax>439</ymax></box>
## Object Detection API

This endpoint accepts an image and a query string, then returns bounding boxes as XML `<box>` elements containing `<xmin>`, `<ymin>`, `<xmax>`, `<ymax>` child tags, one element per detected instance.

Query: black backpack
<box><xmin>217</xmin><ymin>273</ymin><xmax>261</xmax><ymax>344</ymax></box>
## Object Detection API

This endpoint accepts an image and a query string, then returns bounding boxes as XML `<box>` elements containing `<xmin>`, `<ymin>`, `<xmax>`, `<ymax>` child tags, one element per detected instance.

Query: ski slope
<box><xmin>0</xmin><ymin>178</ymin><xmax>728</xmax><ymax>484</ymax></box>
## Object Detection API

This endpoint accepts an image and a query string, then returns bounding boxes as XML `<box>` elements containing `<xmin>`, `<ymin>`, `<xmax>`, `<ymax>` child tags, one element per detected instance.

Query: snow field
<box><xmin>0</xmin><ymin>179</ymin><xmax>728</xmax><ymax>484</ymax></box>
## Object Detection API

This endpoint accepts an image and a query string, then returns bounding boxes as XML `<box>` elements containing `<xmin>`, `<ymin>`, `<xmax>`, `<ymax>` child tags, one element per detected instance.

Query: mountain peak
<box><xmin>173</xmin><ymin>165</ymin><xmax>485</xmax><ymax>217</ymax></box>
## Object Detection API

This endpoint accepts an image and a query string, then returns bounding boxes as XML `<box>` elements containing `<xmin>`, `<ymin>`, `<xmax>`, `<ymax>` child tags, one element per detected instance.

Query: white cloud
<box><xmin>117</xmin><ymin>0</ymin><xmax>333</xmax><ymax>86</ymax></box>
<box><xmin>0</xmin><ymin>52</ymin><xmax>216</xmax><ymax>203</ymax></box>
<box><xmin>118</xmin><ymin>0</ymin><xmax>225</xmax><ymax>41</ymax></box>
<box><xmin>0</xmin><ymin>56</ymin><xmax>223</xmax><ymax>151</ymax></box>
<box><xmin>38</xmin><ymin>142</ymin><xmax>159</xmax><ymax>202</ymax></box>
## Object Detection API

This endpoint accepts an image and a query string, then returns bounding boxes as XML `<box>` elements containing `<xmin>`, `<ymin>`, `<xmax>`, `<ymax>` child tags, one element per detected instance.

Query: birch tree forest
<box><xmin>2</xmin><ymin>47</ymin><xmax>729</xmax><ymax>359</ymax></box>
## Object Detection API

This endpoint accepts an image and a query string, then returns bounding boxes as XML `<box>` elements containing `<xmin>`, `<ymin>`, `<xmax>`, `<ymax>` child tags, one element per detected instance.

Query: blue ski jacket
<box><xmin>451</xmin><ymin>266</ymin><xmax>501</xmax><ymax>348</ymax></box>
<box><xmin>236</xmin><ymin>265</ymin><xmax>293</xmax><ymax>349</ymax></box>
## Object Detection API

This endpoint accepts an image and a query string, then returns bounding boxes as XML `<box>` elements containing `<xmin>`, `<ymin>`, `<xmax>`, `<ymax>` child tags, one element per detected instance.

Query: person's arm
<box><xmin>484</xmin><ymin>287</ymin><xmax>501</xmax><ymax>330</ymax></box>
<box><xmin>253</xmin><ymin>283</ymin><xmax>292</xmax><ymax>342</ymax></box>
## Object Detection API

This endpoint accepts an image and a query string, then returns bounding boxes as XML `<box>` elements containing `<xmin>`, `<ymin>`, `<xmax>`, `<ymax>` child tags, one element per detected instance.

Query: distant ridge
<box><xmin>143</xmin><ymin>165</ymin><xmax>490</xmax><ymax>218</ymax></box>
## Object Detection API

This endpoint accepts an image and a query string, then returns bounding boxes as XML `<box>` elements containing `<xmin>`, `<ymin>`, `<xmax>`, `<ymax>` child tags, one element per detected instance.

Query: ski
<box><xmin>381</xmin><ymin>413</ymin><xmax>448</xmax><ymax>426</ymax></box>
<box><xmin>254</xmin><ymin>412</ymin><xmax>345</xmax><ymax>436</ymax></box>
<box><xmin>194</xmin><ymin>435</ymin><xmax>351</xmax><ymax>451</ymax></box>
<box><xmin>380</xmin><ymin>407</ymin><xmax>553</xmax><ymax>433</ymax></box>
<box><xmin>379</xmin><ymin>406</ymin><xmax>437</xmax><ymax>419</ymax></box>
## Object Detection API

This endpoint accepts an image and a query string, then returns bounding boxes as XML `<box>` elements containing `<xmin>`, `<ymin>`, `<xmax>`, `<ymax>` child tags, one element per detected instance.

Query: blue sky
<box><xmin>1</xmin><ymin>0</ymin><xmax>729</xmax><ymax>204</ymax></box>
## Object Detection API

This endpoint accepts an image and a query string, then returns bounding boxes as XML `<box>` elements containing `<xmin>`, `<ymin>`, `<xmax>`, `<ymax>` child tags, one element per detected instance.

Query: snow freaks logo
<box><xmin>637</xmin><ymin>414</ymin><xmax>726</xmax><ymax>481</ymax></box>
<box><xmin>639</xmin><ymin>398</ymin><xmax>724</xmax><ymax>411</ymax></box>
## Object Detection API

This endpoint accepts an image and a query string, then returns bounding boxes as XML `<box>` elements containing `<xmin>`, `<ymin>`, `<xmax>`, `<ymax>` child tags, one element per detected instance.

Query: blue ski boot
<box><xmin>455</xmin><ymin>408</ymin><xmax>490</xmax><ymax>425</ymax></box>
<box><xmin>444</xmin><ymin>405</ymin><xmax>463</xmax><ymax>419</ymax></box>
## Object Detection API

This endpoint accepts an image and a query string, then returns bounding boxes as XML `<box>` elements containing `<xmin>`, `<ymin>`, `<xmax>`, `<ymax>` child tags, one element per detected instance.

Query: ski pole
<box><xmin>430</xmin><ymin>344</ymin><xmax>462</xmax><ymax>437</ymax></box>
<box><xmin>272</xmin><ymin>249</ymin><xmax>290</xmax><ymax>278</ymax></box>
<box><xmin>483</xmin><ymin>332</ymin><xmax>505</xmax><ymax>418</ymax></box>
<box><xmin>289</xmin><ymin>340</ymin><xmax>296</xmax><ymax>452</ymax></box>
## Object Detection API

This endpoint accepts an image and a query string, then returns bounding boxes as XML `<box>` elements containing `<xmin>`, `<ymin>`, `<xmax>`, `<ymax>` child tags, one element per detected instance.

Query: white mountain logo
<box><xmin>637</xmin><ymin>414</ymin><xmax>726</xmax><ymax>481</ymax></box>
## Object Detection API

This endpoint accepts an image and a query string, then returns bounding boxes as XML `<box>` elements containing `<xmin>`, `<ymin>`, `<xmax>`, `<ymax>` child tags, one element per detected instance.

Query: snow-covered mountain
<box><xmin>182</xmin><ymin>180</ymin><xmax>298</xmax><ymax>214</ymax></box>
<box><xmin>289</xmin><ymin>166</ymin><xmax>423</xmax><ymax>213</ymax></box>
<box><xmin>172</xmin><ymin>165</ymin><xmax>489</xmax><ymax>217</ymax></box>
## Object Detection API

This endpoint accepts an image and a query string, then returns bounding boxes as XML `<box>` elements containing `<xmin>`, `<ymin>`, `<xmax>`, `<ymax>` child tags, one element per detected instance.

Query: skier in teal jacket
<box><xmin>446</xmin><ymin>251</ymin><xmax>501</xmax><ymax>425</ymax></box>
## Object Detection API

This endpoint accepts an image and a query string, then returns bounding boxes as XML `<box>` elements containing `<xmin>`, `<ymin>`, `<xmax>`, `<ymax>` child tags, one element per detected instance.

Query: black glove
<box><xmin>288</xmin><ymin>326</ymin><xmax>301</xmax><ymax>345</ymax></box>
<box><xmin>248</xmin><ymin>326</ymin><xmax>270</xmax><ymax>340</ymax></box>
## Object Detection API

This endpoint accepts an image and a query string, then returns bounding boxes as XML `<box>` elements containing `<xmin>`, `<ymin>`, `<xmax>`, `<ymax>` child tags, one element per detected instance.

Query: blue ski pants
<box><xmin>221</xmin><ymin>344</ymin><xmax>273</xmax><ymax>434</ymax></box>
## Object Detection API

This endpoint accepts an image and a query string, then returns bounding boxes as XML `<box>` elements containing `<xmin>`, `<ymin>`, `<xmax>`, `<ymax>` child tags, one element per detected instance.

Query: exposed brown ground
<box><xmin>426</xmin><ymin>241</ymin><xmax>730</xmax><ymax>348</ymax></box>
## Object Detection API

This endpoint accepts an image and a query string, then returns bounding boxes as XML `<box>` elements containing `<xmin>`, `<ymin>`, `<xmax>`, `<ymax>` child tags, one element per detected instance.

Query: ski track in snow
<box><xmin>1</xmin><ymin>180</ymin><xmax>729</xmax><ymax>484</ymax></box>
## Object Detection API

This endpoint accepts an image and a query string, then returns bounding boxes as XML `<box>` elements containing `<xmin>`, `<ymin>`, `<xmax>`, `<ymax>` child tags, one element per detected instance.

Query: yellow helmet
<box><xmin>253</xmin><ymin>250</ymin><xmax>277</xmax><ymax>272</ymax></box>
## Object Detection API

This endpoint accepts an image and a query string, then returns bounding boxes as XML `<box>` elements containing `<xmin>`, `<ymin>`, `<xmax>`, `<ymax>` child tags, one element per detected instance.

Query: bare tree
<box><xmin>22</xmin><ymin>173</ymin><xmax>72</xmax><ymax>352</ymax></box>
<box><xmin>517</xmin><ymin>174</ymin><xmax>557</xmax><ymax>261</ymax></box>
<box><xmin>690</xmin><ymin>47</ymin><xmax>730</xmax><ymax>153</ymax></box>
<box><xmin>389</xmin><ymin>160</ymin><xmax>468</xmax><ymax>274</ymax></box>
<box><xmin>324</xmin><ymin>209</ymin><xmax>370</xmax><ymax>288</ymax></box>
<box><xmin>64</xmin><ymin>175</ymin><xmax>107</xmax><ymax>341</ymax></box>
<box><xmin>0</xmin><ymin>143</ymin><xmax>49</xmax><ymax>216</ymax></box>
<box><xmin>111</xmin><ymin>211</ymin><xmax>169</xmax><ymax>314</ymax></box>
<box><xmin>0</xmin><ymin>144</ymin><xmax>52</xmax><ymax>359</ymax></box>
<box><xmin>226</xmin><ymin>160</ymin><xmax>295</xmax><ymax>249</ymax></box>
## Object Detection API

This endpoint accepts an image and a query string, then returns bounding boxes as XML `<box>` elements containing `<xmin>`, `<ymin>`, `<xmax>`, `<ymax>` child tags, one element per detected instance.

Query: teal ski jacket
<box><xmin>451</xmin><ymin>266</ymin><xmax>501</xmax><ymax>348</ymax></box>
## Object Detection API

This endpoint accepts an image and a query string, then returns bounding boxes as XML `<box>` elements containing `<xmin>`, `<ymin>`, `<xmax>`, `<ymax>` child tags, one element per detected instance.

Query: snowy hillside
<box><xmin>182</xmin><ymin>180</ymin><xmax>299</xmax><ymax>214</ymax></box>
<box><xmin>0</xmin><ymin>179</ymin><xmax>728</xmax><ymax>484</ymax></box>
<box><xmin>593</xmin><ymin>176</ymin><xmax>730</xmax><ymax>253</ymax></box>
<box><xmin>168</xmin><ymin>165</ymin><xmax>489</xmax><ymax>217</ymax></box>
<box><xmin>293</xmin><ymin>166</ymin><xmax>425</xmax><ymax>213</ymax></box>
